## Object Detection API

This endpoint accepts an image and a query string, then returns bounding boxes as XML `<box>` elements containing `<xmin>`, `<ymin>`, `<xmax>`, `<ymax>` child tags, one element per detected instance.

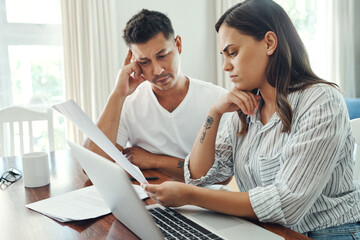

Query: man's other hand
<box><xmin>122</xmin><ymin>146</ymin><xmax>158</xmax><ymax>169</ymax></box>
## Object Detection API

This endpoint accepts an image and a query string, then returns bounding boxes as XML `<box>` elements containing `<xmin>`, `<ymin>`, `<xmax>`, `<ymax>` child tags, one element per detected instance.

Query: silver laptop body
<box><xmin>68</xmin><ymin>141</ymin><xmax>284</xmax><ymax>240</ymax></box>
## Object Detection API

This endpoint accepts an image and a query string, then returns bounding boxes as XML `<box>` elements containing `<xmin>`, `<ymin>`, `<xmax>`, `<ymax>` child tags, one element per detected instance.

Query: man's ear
<box><xmin>175</xmin><ymin>35</ymin><xmax>182</xmax><ymax>54</ymax></box>
<box><xmin>264</xmin><ymin>31</ymin><xmax>277</xmax><ymax>55</ymax></box>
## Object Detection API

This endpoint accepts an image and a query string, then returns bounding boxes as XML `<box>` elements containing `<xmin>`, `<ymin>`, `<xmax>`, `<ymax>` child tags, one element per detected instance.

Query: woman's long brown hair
<box><xmin>215</xmin><ymin>0</ymin><xmax>337</xmax><ymax>135</ymax></box>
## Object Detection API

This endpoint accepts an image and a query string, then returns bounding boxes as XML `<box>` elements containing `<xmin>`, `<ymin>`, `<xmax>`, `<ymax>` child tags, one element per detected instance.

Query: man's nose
<box><xmin>153</xmin><ymin>61</ymin><xmax>164</xmax><ymax>75</ymax></box>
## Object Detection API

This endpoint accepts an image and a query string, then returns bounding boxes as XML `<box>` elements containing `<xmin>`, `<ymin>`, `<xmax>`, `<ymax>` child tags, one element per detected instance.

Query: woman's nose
<box><xmin>222</xmin><ymin>58</ymin><xmax>233</xmax><ymax>72</ymax></box>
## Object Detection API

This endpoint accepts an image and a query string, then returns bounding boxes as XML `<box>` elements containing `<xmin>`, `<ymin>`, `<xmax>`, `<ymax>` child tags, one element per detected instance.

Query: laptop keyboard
<box><xmin>148</xmin><ymin>207</ymin><xmax>224</xmax><ymax>240</ymax></box>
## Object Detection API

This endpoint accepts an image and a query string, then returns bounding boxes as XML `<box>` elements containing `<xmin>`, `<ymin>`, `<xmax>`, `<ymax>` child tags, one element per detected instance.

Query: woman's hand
<box><xmin>142</xmin><ymin>182</ymin><xmax>194</xmax><ymax>207</ymax></box>
<box><xmin>113</xmin><ymin>49</ymin><xmax>145</xmax><ymax>97</ymax></box>
<box><xmin>212</xmin><ymin>87</ymin><xmax>261</xmax><ymax>116</ymax></box>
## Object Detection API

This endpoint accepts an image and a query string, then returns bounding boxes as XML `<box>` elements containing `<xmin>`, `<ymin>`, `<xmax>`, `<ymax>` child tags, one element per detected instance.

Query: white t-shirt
<box><xmin>116</xmin><ymin>77</ymin><xmax>228</xmax><ymax>159</ymax></box>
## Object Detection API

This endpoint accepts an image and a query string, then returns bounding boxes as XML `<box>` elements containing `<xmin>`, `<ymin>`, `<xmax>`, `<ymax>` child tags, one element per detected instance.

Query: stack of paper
<box><xmin>26</xmin><ymin>185</ymin><xmax>148</xmax><ymax>222</ymax></box>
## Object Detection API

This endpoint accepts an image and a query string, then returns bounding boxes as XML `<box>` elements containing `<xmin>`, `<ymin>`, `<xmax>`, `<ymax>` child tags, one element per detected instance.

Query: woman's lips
<box><xmin>230</xmin><ymin>75</ymin><xmax>237</xmax><ymax>82</ymax></box>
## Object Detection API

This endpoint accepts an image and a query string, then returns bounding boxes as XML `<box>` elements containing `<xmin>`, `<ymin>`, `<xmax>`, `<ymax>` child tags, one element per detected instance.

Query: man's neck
<box><xmin>152</xmin><ymin>74</ymin><xmax>190</xmax><ymax>113</ymax></box>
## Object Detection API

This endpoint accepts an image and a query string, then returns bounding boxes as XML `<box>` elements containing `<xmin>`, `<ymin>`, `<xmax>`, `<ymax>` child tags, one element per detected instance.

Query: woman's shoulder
<box><xmin>289</xmin><ymin>83</ymin><xmax>347</xmax><ymax>119</ymax></box>
<box><xmin>290</xmin><ymin>83</ymin><xmax>343</xmax><ymax>108</ymax></box>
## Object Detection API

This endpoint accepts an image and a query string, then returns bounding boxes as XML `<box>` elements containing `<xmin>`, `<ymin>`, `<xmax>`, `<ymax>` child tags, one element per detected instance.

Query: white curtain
<box><xmin>215</xmin><ymin>0</ymin><xmax>244</xmax><ymax>90</ymax></box>
<box><xmin>329</xmin><ymin>0</ymin><xmax>356</xmax><ymax>97</ymax></box>
<box><xmin>61</xmin><ymin>0</ymin><xmax>119</xmax><ymax>144</ymax></box>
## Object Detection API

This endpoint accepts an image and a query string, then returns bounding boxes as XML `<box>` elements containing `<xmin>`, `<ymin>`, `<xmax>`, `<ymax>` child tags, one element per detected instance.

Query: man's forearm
<box><xmin>156</xmin><ymin>155</ymin><xmax>185</xmax><ymax>181</ymax></box>
<box><xmin>82</xmin><ymin>92</ymin><xmax>126</xmax><ymax>156</ymax></box>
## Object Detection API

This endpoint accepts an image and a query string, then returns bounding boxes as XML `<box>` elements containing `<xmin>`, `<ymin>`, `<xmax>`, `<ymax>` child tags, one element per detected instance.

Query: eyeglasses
<box><xmin>0</xmin><ymin>168</ymin><xmax>22</xmax><ymax>190</ymax></box>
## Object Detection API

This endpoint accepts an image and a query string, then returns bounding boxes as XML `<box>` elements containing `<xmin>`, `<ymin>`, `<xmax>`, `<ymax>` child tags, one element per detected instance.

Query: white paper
<box><xmin>25</xmin><ymin>185</ymin><xmax>148</xmax><ymax>222</ymax></box>
<box><xmin>52</xmin><ymin>99</ymin><xmax>147</xmax><ymax>184</ymax></box>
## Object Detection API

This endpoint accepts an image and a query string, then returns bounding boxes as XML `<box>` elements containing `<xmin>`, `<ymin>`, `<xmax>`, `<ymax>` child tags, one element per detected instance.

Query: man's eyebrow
<box><xmin>221</xmin><ymin>44</ymin><xmax>233</xmax><ymax>54</ymax></box>
<box><xmin>155</xmin><ymin>49</ymin><xmax>167</xmax><ymax>56</ymax></box>
<box><xmin>136</xmin><ymin>57</ymin><xmax>149</xmax><ymax>61</ymax></box>
<box><xmin>135</xmin><ymin>49</ymin><xmax>167</xmax><ymax>61</ymax></box>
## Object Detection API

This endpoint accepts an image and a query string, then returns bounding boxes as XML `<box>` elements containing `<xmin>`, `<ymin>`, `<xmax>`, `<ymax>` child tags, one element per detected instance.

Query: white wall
<box><xmin>355</xmin><ymin>0</ymin><xmax>360</xmax><ymax>97</ymax></box>
<box><xmin>115</xmin><ymin>0</ymin><xmax>217</xmax><ymax>84</ymax></box>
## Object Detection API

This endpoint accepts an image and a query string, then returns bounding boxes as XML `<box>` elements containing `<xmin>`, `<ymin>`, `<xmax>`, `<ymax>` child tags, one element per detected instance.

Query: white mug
<box><xmin>22</xmin><ymin>152</ymin><xmax>50</xmax><ymax>188</ymax></box>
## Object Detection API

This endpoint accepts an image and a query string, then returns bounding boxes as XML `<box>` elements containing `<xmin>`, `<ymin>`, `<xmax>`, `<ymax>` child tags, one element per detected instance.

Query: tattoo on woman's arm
<box><xmin>200</xmin><ymin>116</ymin><xmax>214</xmax><ymax>143</ymax></box>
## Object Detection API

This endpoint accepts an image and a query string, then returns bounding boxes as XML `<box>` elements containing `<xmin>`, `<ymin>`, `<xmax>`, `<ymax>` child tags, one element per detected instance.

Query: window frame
<box><xmin>0</xmin><ymin>0</ymin><xmax>62</xmax><ymax>109</ymax></box>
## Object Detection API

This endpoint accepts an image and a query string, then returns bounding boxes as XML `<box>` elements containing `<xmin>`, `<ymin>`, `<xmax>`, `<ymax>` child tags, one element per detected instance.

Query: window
<box><xmin>0</xmin><ymin>0</ymin><xmax>66</xmax><ymax>152</ymax></box>
<box><xmin>275</xmin><ymin>0</ymin><xmax>330</xmax><ymax>82</ymax></box>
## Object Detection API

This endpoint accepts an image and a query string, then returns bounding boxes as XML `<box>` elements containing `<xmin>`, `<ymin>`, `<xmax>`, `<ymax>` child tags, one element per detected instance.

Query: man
<box><xmin>83</xmin><ymin>9</ymin><xmax>227</xmax><ymax>180</ymax></box>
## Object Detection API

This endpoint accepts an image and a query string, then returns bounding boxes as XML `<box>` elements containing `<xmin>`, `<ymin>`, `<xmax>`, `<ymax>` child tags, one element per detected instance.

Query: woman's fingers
<box><xmin>142</xmin><ymin>183</ymin><xmax>161</xmax><ymax>202</ymax></box>
<box><xmin>142</xmin><ymin>183</ymin><xmax>157</xmax><ymax>194</ymax></box>
<box><xmin>227</xmin><ymin>93</ymin><xmax>247</xmax><ymax>113</ymax></box>
<box><xmin>229</xmin><ymin>89</ymin><xmax>260</xmax><ymax>115</ymax></box>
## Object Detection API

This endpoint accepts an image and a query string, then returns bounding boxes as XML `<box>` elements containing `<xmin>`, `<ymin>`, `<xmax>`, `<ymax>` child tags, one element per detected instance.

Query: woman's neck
<box><xmin>259</xmin><ymin>83</ymin><xmax>277</xmax><ymax>125</ymax></box>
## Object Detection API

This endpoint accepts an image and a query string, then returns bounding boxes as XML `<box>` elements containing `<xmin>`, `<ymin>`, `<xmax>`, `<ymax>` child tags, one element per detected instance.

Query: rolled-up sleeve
<box><xmin>184</xmin><ymin>114</ymin><xmax>236</xmax><ymax>186</ymax></box>
<box><xmin>249</xmin><ymin>95</ymin><xmax>348</xmax><ymax>226</ymax></box>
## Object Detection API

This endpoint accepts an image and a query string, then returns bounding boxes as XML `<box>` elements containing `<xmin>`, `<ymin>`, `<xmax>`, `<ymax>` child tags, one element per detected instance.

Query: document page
<box><xmin>52</xmin><ymin>99</ymin><xmax>147</xmax><ymax>184</ymax></box>
<box><xmin>25</xmin><ymin>185</ymin><xmax>148</xmax><ymax>222</ymax></box>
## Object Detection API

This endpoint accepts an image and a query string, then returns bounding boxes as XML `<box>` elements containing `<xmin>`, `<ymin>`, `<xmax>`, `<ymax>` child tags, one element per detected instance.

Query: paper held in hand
<box><xmin>52</xmin><ymin>99</ymin><xmax>148</xmax><ymax>184</ymax></box>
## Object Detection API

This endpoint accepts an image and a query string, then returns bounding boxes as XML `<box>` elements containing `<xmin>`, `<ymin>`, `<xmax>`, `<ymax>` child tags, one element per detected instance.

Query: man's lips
<box><xmin>153</xmin><ymin>74</ymin><xmax>172</xmax><ymax>84</ymax></box>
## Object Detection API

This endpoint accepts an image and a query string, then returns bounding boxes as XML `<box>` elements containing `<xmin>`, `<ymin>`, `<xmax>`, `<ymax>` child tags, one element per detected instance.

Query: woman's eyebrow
<box><xmin>221</xmin><ymin>44</ymin><xmax>234</xmax><ymax>54</ymax></box>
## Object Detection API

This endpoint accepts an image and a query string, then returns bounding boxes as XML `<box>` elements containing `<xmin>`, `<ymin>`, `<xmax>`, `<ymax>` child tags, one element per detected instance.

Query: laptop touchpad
<box><xmin>192</xmin><ymin>211</ymin><xmax>244</xmax><ymax>230</ymax></box>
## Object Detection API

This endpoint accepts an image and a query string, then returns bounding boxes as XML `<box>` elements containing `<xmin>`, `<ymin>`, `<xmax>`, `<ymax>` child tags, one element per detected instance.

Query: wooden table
<box><xmin>0</xmin><ymin>150</ymin><xmax>310</xmax><ymax>240</ymax></box>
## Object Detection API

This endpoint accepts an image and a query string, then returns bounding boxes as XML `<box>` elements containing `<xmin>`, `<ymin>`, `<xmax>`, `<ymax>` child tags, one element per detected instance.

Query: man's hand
<box><xmin>122</xmin><ymin>146</ymin><xmax>158</xmax><ymax>169</ymax></box>
<box><xmin>113</xmin><ymin>49</ymin><xmax>145</xmax><ymax>97</ymax></box>
<box><xmin>123</xmin><ymin>146</ymin><xmax>185</xmax><ymax>180</ymax></box>
<box><xmin>211</xmin><ymin>87</ymin><xmax>261</xmax><ymax>116</ymax></box>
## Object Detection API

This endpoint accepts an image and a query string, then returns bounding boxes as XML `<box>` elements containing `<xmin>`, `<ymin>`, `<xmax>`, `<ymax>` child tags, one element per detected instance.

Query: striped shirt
<box><xmin>184</xmin><ymin>84</ymin><xmax>360</xmax><ymax>233</ymax></box>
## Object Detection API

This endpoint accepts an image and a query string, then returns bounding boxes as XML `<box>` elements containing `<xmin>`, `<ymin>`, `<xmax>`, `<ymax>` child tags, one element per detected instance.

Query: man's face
<box><xmin>130</xmin><ymin>33</ymin><xmax>182</xmax><ymax>91</ymax></box>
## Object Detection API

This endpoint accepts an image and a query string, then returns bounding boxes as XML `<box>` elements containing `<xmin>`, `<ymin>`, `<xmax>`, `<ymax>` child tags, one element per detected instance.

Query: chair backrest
<box><xmin>350</xmin><ymin>118</ymin><xmax>360</xmax><ymax>180</ymax></box>
<box><xmin>345</xmin><ymin>98</ymin><xmax>360</xmax><ymax>120</ymax></box>
<box><xmin>0</xmin><ymin>106</ymin><xmax>55</xmax><ymax>157</ymax></box>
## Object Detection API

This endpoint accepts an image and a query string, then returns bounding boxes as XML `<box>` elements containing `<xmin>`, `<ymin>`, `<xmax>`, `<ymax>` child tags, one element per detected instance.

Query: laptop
<box><xmin>67</xmin><ymin>141</ymin><xmax>284</xmax><ymax>240</ymax></box>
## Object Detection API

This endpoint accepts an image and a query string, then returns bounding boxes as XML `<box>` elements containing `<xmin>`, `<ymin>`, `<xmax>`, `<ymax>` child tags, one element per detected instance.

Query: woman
<box><xmin>143</xmin><ymin>0</ymin><xmax>360</xmax><ymax>238</ymax></box>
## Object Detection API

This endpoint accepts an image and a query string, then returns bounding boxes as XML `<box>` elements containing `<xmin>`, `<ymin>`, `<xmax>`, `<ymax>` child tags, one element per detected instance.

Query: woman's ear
<box><xmin>264</xmin><ymin>31</ymin><xmax>277</xmax><ymax>55</ymax></box>
<box><xmin>175</xmin><ymin>35</ymin><xmax>182</xmax><ymax>54</ymax></box>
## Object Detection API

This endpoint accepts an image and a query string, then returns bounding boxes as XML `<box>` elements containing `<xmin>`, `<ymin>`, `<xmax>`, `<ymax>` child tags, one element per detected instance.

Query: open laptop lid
<box><xmin>67</xmin><ymin>140</ymin><xmax>163</xmax><ymax>240</ymax></box>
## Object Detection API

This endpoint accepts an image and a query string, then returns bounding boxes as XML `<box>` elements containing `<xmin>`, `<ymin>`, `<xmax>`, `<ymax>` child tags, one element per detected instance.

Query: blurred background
<box><xmin>0</xmin><ymin>0</ymin><xmax>359</xmax><ymax>153</ymax></box>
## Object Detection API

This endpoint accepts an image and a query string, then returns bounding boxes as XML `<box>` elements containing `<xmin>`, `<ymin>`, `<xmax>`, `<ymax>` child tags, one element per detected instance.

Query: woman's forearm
<box><xmin>186</xmin><ymin>185</ymin><xmax>257</xmax><ymax>219</ymax></box>
<box><xmin>188</xmin><ymin>108</ymin><xmax>223</xmax><ymax>179</ymax></box>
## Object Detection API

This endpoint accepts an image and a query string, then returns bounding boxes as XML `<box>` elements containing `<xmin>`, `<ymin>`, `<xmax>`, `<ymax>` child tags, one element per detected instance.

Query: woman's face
<box><xmin>217</xmin><ymin>24</ymin><xmax>270</xmax><ymax>91</ymax></box>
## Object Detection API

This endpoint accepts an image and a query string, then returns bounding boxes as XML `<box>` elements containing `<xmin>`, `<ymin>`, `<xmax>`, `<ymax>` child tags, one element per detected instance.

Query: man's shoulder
<box><xmin>189</xmin><ymin>77</ymin><xmax>227</xmax><ymax>94</ymax></box>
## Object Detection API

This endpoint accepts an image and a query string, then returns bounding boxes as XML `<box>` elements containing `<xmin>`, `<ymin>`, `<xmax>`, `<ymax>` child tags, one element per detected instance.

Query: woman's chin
<box><xmin>234</xmin><ymin>85</ymin><xmax>250</xmax><ymax>91</ymax></box>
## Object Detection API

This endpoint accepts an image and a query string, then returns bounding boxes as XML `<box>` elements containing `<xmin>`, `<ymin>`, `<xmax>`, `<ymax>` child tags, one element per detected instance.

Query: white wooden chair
<box><xmin>0</xmin><ymin>106</ymin><xmax>55</xmax><ymax>157</ymax></box>
<box><xmin>351</xmin><ymin>118</ymin><xmax>360</xmax><ymax>181</ymax></box>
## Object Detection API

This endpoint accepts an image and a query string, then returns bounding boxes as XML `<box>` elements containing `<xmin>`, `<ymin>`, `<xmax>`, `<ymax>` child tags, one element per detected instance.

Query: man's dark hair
<box><xmin>123</xmin><ymin>9</ymin><xmax>174</xmax><ymax>46</ymax></box>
